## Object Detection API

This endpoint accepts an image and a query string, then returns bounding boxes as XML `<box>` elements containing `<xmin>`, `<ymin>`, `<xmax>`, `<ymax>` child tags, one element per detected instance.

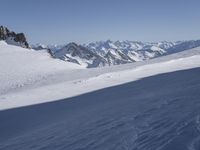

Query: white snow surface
<box><xmin>0</xmin><ymin>41</ymin><xmax>200</xmax><ymax>110</ymax></box>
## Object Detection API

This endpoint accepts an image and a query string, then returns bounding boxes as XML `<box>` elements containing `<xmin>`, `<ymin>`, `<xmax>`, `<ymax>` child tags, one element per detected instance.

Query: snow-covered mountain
<box><xmin>34</xmin><ymin>40</ymin><xmax>200</xmax><ymax>68</ymax></box>
<box><xmin>1</xmin><ymin>27</ymin><xmax>200</xmax><ymax>150</ymax></box>
<box><xmin>0</xmin><ymin>41</ymin><xmax>82</xmax><ymax>96</ymax></box>
<box><xmin>50</xmin><ymin>42</ymin><xmax>107</xmax><ymax>68</ymax></box>
<box><xmin>1</xmin><ymin>26</ymin><xmax>200</xmax><ymax>68</ymax></box>
<box><xmin>1</xmin><ymin>38</ymin><xmax>200</xmax><ymax>150</ymax></box>
<box><xmin>1</xmin><ymin>40</ymin><xmax>200</xmax><ymax>110</ymax></box>
<box><xmin>85</xmin><ymin>40</ymin><xmax>175</xmax><ymax>61</ymax></box>
<box><xmin>0</xmin><ymin>26</ymin><xmax>29</xmax><ymax>48</ymax></box>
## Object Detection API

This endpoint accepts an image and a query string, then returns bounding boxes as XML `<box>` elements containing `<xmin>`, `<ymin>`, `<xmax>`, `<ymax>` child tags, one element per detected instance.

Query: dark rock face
<box><xmin>0</xmin><ymin>26</ymin><xmax>9</xmax><ymax>40</ymax></box>
<box><xmin>0</xmin><ymin>26</ymin><xmax>29</xmax><ymax>48</ymax></box>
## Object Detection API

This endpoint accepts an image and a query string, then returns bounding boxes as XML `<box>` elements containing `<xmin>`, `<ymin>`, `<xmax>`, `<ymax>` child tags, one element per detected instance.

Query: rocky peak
<box><xmin>0</xmin><ymin>26</ymin><xmax>29</xmax><ymax>48</ymax></box>
<box><xmin>0</xmin><ymin>26</ymin><xmax>9</xmax><ymax>40</ymax></box>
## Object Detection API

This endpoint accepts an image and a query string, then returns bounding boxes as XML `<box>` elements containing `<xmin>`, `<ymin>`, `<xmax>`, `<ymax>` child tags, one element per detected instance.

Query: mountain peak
<box><xmin>0</xmin><ymin>25</ymin><xmax>29</xmax><ymax>48</ymax></box>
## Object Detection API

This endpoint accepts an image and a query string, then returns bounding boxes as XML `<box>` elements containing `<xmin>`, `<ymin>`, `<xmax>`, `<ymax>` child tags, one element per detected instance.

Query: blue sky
<box><xmin>1</xmin><ymin>0</ymin><xmax>200</xmax><ymax>44</ymax></box>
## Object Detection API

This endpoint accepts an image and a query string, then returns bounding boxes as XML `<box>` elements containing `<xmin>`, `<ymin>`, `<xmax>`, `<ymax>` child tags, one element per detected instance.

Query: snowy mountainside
<box><xmin>0</xmin><ymin>41</ymin><xmax>83</xmax><ymax>95</ymax></box>
<box><xmin>0</xmin><ymin>43</ymin><xmax>200</xmax><ymax>110</ymax></box>
<box><xmin>50</xmin><ymin>42</ymin><xmax>107</xmax><ymax>68</ymax></box>
<box><xmin>1</xmin><ymin>68</ymin><xmax>200</xmax><ymax>150</ymax></box>
<box><xmin>1</xmin><ymin>26</ymin><xmax>200</xmax><ymax>150</ymax></box>
<box><xmin>34</xmin><ymin>40</ymin><xmax>200</xmax><ymax>68</ymax></box>
<box><xmin>0</xmin><ymin>45</ymin><xmax>200</xmax><ymax>149</ymax></box>
<box><xmin>84</xmin><ymin>40</ymin><xmax>200</xmax><ymax>59</ymax></box>
<box><xmin>84</xmin><ymin>40</ymin><xmax>173</xmax><ymax>55</ymax></box>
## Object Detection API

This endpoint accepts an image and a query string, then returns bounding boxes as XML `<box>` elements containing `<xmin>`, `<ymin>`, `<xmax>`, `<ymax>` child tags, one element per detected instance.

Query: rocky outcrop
<box><xmin>0</xmin><ymin>26</ymin><xmax>29</xmax><ymax>48</ymax></box>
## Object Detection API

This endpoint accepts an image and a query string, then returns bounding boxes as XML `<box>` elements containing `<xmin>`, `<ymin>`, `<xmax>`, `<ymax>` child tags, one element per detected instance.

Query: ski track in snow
<box><xmin>0</xmin><ymin>68</ymin><xmax>200</xmax><ymax>150</ymax></box>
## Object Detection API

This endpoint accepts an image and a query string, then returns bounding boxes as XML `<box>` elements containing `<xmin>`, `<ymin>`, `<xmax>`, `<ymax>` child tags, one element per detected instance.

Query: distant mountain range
<box><xmin>32</xmin><ymin>40</ymin><xmax>200</xmax><ymax>68</ymax></box>
<box><xmin>1</xmin><ymin>26</ymin><xmax>200</xmax><ymax>68</ymax></box>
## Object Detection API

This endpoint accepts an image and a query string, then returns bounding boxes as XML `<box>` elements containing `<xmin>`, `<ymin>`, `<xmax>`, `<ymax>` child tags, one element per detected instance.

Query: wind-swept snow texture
<box><xmin>0</xmin><ymin>68</ymin><xmax>200</xmax><ymax>150</ymax></box>
<box><xmin>0</xmin><ymin>41</ymin><xmax>200</xmax><ymax>110</ymax></box>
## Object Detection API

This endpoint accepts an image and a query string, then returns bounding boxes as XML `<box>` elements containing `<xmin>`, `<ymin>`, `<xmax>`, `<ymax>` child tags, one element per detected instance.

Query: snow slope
<box><xmin>0</xmin><ymin>41</ymin><xmax>83</xmax><ymax>95</ymax></box>
<box><xmin>0</xmin><ymin>41</ymin><xmax>200</xmax><ymax>110</ymax></box>
<box><xmin>0</xmin><ymin>68</ymin><xmax>200</xmax><ymax>150</ymax></box>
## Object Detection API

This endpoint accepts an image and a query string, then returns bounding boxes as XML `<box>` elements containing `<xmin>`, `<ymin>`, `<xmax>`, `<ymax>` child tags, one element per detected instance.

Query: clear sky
<box><xmin>1</xmin><ymin>0</ymin><xmax>200</xmax><ymax>44</ymax></box>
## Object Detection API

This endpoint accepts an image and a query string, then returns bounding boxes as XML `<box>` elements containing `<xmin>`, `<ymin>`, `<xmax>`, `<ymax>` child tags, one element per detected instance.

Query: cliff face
<box><xmin>0</xmin><ymin>26</ymin><xmax>29</xmax><ymax>48</ymax></box>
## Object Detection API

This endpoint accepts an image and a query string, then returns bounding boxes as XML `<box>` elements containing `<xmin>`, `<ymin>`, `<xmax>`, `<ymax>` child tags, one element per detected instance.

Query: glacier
<box><xmin>0</xmin><ymin>68</ymin><xmax>200</xmax><ymax>150</ymax></box>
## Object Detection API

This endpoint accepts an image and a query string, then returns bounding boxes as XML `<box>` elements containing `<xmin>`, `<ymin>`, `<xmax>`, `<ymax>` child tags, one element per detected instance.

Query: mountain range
<box><xmin>33</xmin><ymin>40</ymin><xmax>200</xmax><ymax>68</ymax></box>
<box><xmin>1</xmin><ymin>26</ymin><xmax>200</xmax><ymax>68</ymax></box>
